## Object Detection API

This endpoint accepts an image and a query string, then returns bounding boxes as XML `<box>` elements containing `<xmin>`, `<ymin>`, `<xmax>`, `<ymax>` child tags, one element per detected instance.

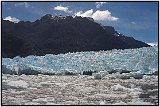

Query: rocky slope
<box><xmin>2</xmin><ymin>14</ymin><xmax>150</xmax><ymax>58</ymax></box>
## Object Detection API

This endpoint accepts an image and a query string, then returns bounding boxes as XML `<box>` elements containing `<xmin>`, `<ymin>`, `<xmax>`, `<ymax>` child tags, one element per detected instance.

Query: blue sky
<box><xmin>2</xmin><ymin>2</ymin><xmax>158</xmax><ymax>44</ymax></box>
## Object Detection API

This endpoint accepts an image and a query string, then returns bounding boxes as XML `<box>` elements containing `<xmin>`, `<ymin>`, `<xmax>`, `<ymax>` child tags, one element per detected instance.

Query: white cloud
<box><xmin>147</xmin><ymin>42</ymin><xmax>158</xmax><ymax>46</ymax></box>
<box><xmin>131</xmin><ymin>21</ymin><xmax>136</xmax><ymax>24</ymax></box>
<box><xmin>4</xmin><ymin>16</ymin><xmax>20</xmax><ymax>23</ymax></box>
<box><xmin>95</xmin><ymin>2</ymin><xmax>107</xmax><ymax>8</ymax></box>
<box><xmin>75</xmin><ymin>9</ymin><xmax>119</xmax><ymax>21</ymax></box>
<box><xmin>54</xmin><ymin>5</ymin><xmax>71</xmax><ymax>13</ymax></box>
<box><xmin>75</xmin><ymin>9</ymin><xmax>93</xmax><ymax>18</ymax></box>
<box><xmin>93</xmin><ymin>10</ymin><xmax>119</xmax><ymax>21</ymax></box>
<box><xmin>14</xmin><ymin>2</ymin><xmax>30</xmax><ymax>8</ymax></box>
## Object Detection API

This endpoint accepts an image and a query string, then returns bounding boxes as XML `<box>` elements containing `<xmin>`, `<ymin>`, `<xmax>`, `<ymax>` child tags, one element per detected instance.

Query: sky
<box><xmin>2</xmin><ymin>2</ymin><xmax>158</xmax><ymax>44</ymax></box>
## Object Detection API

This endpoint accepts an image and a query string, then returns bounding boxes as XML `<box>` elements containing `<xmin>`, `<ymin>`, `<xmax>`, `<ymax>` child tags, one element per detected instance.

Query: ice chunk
<box><xmin>112</xmin><ymin>101</ymin><xmax>127</xmax><ymax>105</ymax></box>
<box><xmin>2</xmin><ymin>65</ymin><xmax>16</xmax><ymax>74</ymax></box>
<box><xmin>94</xmin><ymin>73</ymin><xmax>102</xmax><ymax>80</ymax></box>
<box><xmin>94</xmin><ymin>71</ymin><xmax>109</xmax><ymax>79</ymax></box>
<box><xmin>32</xmin><ymin>98</ymin><xmax>48</xmax><ymax>102</ymax></box>
<box><xmin>99</xmin><ymin>100</ymin><xmax>106</xmax><ymax>105</ymax></box>
<box><xmin>7</xmin><ymin>80</ymin><xmax>28</xmax><ymax>88</ymax></box>
<box><xmin>45</xmin><ymin>102</ymin><xmax>57</xmax><ymax>105</ymax></box>
<box><xmin>25</xmin><ymin>102</ymin><xmax>40</xmax><ymax>105</ymax></box>
<box><xmin>127</xmin><ymin>98</ymin><xmax>153</xmax><ymax>105</ymax></box>
<box><xmin>118</xmin><ymin>73</ymin><xmax>143</xmax><ymax>79</ymax></box>
<box><xmin>110</xmin><ymin>84</ymin><xmax>130</xmax><ymax>92</ymax></box>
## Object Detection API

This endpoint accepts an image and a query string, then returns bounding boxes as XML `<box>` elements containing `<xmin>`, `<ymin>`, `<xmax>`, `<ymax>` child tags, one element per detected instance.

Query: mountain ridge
<box><xmin>2</xmin><ymin>14</ymin><xmax>150</xmax><ymax>58</ymax></box>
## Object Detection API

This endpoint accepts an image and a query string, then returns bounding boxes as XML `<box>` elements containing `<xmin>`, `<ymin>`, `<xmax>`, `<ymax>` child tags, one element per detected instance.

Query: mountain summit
<box><xmin>2</xmin><ymin>14</ymin><xmax>150</xmax><ymax>58</ymax></box>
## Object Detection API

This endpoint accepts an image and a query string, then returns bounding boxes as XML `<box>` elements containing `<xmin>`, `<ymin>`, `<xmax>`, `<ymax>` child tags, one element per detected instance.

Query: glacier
<box><xmin>2</xmin><ymin>46</ymin><xmax>158</xmax><ymax>75</ymax></box>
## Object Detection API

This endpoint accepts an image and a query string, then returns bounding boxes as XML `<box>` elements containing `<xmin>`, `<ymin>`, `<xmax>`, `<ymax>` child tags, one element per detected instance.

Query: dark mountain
<box><xmin>2</xmin><ymin>14</ymin><xmax>150</xmax><ymax>58</ymax></box>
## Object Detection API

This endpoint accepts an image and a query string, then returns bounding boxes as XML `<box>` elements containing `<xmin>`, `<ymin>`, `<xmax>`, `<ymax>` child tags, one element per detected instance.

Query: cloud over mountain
<box><xmin>4</xmin><ymin>16</ymin><xmax>20</xmax><ymax>23</ymax></box>
<box><xmin>75</xmin><ymin>9</ymin><xmax>119</xmax><ymax>21</ymax></box>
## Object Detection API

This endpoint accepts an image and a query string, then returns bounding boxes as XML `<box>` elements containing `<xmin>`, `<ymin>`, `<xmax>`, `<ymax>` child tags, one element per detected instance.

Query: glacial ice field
<box><xmin>2</xmin><ymin>46</ymin><xmax>158</xmax><ymax>75</ymax></box>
